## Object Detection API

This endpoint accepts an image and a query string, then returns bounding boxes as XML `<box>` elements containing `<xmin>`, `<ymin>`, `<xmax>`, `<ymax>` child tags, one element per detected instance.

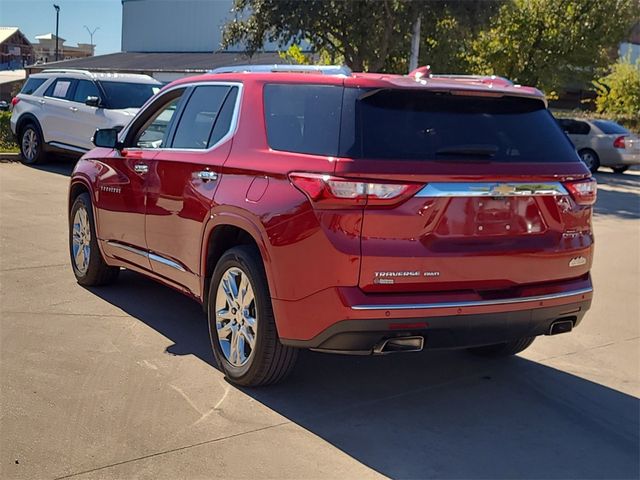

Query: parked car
<box><xmin>10</xmin><ymin>69</ymin><xmax>161</xmax><ymax>164</ymax></box>
<box><xmin>0</xmin><ymin>100</ymin><xmax>9</xmax><ymax>111</ymax></box>
<box><xmin>556</xmin><ymin>118</ymin><xmax>640</xmax><ymax>173</ymax></box>
<box><xmin>69</xmin><ymin>65</ymin><xmax>596</xmax><ymax>386</ymax></box>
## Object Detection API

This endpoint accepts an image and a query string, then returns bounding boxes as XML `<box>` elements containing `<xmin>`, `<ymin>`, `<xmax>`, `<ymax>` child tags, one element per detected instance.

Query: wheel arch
<box><xmin>200</xmin><ymin>213</ymin><xmax>274</xmax><ymax>310</ymax></box>
<box><xmin>15</xmin><ymin>113</ymin><xmax>44</xmax><ymax>141</ymax></box>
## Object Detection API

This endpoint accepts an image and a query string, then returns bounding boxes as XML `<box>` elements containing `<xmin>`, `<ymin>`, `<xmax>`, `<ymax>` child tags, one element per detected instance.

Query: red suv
<box><xmin>69</xmin><ymin>65</ymin><xmax>596</xmax><ymax>386</ymax></box>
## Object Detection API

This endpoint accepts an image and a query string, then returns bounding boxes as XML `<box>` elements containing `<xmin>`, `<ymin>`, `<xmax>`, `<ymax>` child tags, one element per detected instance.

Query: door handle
<box><xmin>197</xmin><ymin>170</ymin><xmax>218</xmax><ymax>182</ymax></box>
<box><xmin>39</xmin><ymin>99</ymin><xmax>46</xmax><ymax>105</ymax></box>
<box><xmin>134</xmin><ymin>163</ymin><xmax>149</xmax><ymax>174</ymax></box>
<box><xmin>69</xmin><ymin>106</ymin><xmax>78</xmax><ymax>112</ymax></box>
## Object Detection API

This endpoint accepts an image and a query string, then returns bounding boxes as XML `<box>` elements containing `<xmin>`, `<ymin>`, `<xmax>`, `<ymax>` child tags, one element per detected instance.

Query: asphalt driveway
<box><xmin>1</xmin><ymin>159</ymin><xmax>638</xmax><ymax>479</ymax></box>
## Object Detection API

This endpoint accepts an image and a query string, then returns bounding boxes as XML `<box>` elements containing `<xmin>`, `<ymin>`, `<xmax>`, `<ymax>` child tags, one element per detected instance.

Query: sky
<box><xmin>1</xmin><ymin>0</ymin><xmax>122</xmax><ymax>55</ymax></box>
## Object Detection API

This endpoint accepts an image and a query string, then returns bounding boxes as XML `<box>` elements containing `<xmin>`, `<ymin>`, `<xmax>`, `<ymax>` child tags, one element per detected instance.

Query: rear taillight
<box><xmin>613</xmin><ymin>135</ymin><xmax>626</xmax><ymax>149</ymax></box>
<box><xmin>289</xmin><ymin>173</ymin><xmax>422</xmax><ymax>208</ymax></box>
<box><xmin>10</xmin><ymin>97</ymin><xmax>20</xmax><ymax>107</ymax></box>
<box><xmin>563</xmin><ymin>178</ymin><xmax>597</xmax><ymax>206</ymax></box>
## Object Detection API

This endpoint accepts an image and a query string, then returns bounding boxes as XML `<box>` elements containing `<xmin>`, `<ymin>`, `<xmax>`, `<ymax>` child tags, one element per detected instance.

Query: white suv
<box><xmin>11</xmin><ymin>69</ymin><xmax>161</xmax><ymax>164</ymax></box>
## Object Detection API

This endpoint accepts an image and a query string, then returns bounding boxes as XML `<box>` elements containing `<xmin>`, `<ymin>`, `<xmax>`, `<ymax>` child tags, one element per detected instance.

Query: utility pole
<box><xmin>409</xmin><ymin>14</ymin><xmax>421</xmax><ymax>72</ymax></box>
<box><xmin>53</xmin><ymin>4</ymin><xmax>60</xmax><ymax>61</ymax></box>
<box><xmin>84</xmin><ymin>25</ymin><xmax>100</xmax><ymax>55</ymax></box>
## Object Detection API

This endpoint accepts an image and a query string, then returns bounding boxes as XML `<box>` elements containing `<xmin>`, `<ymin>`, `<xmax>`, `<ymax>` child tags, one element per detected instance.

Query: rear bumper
<box><xmin>281</xmin><ymin>299</ymin><xmax>590</xmax><ymax>352</ymax></box>
<box><xmin>275</xmin><ymin>275</ymin><xmax>593</xmax><ymax>352</ymax></box>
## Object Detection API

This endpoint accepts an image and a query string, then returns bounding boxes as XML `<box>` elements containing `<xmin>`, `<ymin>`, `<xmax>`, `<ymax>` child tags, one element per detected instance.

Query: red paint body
<box><xmin>70</xmin><ymin>71</ymin><xmax>594</xmax><ymax>347</ymax></box>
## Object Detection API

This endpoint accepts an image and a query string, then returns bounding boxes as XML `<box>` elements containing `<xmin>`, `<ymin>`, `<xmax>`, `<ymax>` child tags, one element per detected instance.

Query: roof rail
<box><xmin>208</xmin><ymin>64</ymin><xmax>352</xmax><ymax>76</ymax></box>
<box><xmin>429</xmin><ymin>74</ymin><xmax>514</xmax><ymax>86</ymax></box>
<box><xmin>40</xmin><ymin>68</ymin><xmax>95</xmax><ymax>77</ymax></box>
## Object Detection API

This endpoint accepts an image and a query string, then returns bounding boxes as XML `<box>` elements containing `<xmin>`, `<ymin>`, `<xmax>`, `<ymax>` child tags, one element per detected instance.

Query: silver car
<box><xmin>557</xmin><ymin>118</ymin><xmax>640</xmax><ymax>174</ymax></box>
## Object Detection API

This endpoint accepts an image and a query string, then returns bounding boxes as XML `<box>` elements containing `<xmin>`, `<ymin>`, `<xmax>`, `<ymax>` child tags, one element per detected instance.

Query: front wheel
<box><xmin>467</xmin><ymin>337</ymin><xmax>535</xmax><ymax>357</ymax></box>
<box><xmin>208</xmin><ymin>245</ymin><xmax>298</xmax><ymax>386</ymax></box>
<box><xmin>69</xmin><ymin>193</ymin><xmax>120</xmax><ymax>286</ymax></box>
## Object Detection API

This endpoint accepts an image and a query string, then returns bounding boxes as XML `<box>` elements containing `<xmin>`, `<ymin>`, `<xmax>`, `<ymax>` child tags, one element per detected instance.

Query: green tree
<box><xmin>593</xmin><ymin>59</ymin><xmax>640</xmax><ymax>116</ymax></box>
<box><xmin>223</xmin><ymin>0</ymin><xmax>416</xmax><ymax>72</ymax></box>
<box><xmin>465</xmin><ymin>0</ymin><xmax>638</xmax><ymax>95</ymax></box>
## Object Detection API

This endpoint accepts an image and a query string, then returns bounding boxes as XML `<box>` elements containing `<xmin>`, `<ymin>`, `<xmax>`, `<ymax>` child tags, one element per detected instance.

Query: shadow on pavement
<box><xmin>89</xmin><ymin>270</ymin><xmax>640</xmax><ymax>479</ymax></box>
<box><xmin>593</xmin><ymin>171</ymin><xmax>640</xmax><ymax>220</ymax></box>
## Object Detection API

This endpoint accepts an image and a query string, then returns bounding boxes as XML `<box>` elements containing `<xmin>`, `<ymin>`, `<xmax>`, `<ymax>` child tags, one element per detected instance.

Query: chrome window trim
<box><xmin>106</xmin><ymin>241</ymin><xmax>186</xmax><ymax>272</ymax></box>
<box><xmin>350</xmin><ymin>287</ymin><xmax>593</xmax><ymax>311</ymax></box>
<box><xmin>119</xmin><ymin>81</ymin><xmax>243</xmax><ymax>154</ymax></box>
<box><xmin>416</xmin><ymin>182</ymin><xmax>568</xmax><ymax>198</ymax></box>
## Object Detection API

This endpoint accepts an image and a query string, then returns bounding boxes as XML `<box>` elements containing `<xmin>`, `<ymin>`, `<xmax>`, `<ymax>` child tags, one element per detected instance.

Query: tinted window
<box><xmin>171</xmin><ymin>85</ymin><xmax>231</xmax><ymax>149</ymax></box>
<box><xmin>264</xmin><ymin>84</ymin><xmax>342</xmax><ymax>156</ymax></box>
<box><xmin>340</xmin><ymin>89</ymin><xmax>577</xmax><ymax>162</ymax></box>
<box><xmin>135</xmin><ymin>96</ymin><xmax>182</xmax><ymax>148</ymax></box>
<box><xmin>593</xmin><ymin>120</ymin><xmax>629</xmax><ymax>135</ymax></box>
<box><xmin>558</xmin><ymin>119</ymin><xmax>590</xmax><ymax>135</ymax></box>
<box><xmin>99</xmin><ymin>81</ymin><xmax>160</xmax><ymax>109</ymax></box>
<box><xmin>73</xmin><ymin>80</ymin><xmax>101</xmax><ymax>103</ymax></box>
<box><xmin>21</xmin><ymin>77</ymin><xmax>46</xmax><ymax>95</ymax></box>
<box><xmin>208</xmin><ymin>87</ymin><xmax>239</xmax><ymax>147</ymax></box>
<box><xmin>44</xmin><ymin>79</ymin><xmax>74</xmax><ymax>99</ymax></box>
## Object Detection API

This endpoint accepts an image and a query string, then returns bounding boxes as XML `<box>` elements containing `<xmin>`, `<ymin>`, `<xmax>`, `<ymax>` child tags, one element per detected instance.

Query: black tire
<box><xmin>208</xmin><ymin>245</ymin><xmax>298</xmax><ymax>387</ymax></box>
<box><xmin>69</xmin><ymin>193</ymin><xmax>119</xmax><ymax>286</ymax></box>
<box><xmin>467</xmin><ymin>337</ymin><xmax>535</xmax><ymax>357</ymax></box>
<box><xmin>612</xmin><ymin>166</ymin><xmax>629</xmax><ymax>174</ymax></box>
<box><xmin>19</xmin><ymin>122</ymin><xmax>48</xmax><ymax>165</ymax></box>
<box><xmin>578</xmin><ymin>149</ymin><xmax>600</xmax><ymax>173</ymax></box>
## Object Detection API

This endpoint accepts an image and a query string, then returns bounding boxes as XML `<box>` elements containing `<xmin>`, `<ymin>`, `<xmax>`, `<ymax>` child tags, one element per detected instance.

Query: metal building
<box><xmin>121</xmin><ymin>0</ymin><xmax>240</xmax><ymax>53</ymax></box>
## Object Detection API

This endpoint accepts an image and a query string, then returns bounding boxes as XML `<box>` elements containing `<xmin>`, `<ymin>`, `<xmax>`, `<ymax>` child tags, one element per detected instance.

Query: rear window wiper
<box><xmin>435</xmin><ymin>145</ymin><xmax>498</xmax><ymax>157</ymax></box>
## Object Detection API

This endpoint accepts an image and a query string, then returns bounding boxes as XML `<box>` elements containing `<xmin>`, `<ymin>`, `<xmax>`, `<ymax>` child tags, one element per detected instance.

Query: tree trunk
<box><xmin>409</xmin><ymin>14</ymin><xmax>422</xmax><ymax>72</ymax></box>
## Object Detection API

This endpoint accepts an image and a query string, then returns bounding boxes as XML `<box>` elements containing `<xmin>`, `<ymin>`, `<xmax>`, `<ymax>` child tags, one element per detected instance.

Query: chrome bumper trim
<box><xmin>351</xmin><ymin>287</ymin><xmax>593</xmax><ymax>311</ymax></box>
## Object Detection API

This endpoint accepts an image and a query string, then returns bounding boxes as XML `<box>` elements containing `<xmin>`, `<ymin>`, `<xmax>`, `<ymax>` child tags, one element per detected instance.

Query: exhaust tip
<box><xmin>373</xmin><ymin>336</ymin><xmax>424</xmax><ymax>355</ymax></box>
<box><xmin>548</xmin><ymin>319</ymin><xmax>574</xmax><ymax>336</ymax></box>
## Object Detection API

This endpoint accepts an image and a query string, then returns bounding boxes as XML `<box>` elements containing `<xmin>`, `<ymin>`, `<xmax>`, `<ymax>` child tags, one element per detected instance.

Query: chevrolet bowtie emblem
<box><xmin>490</xmin><ymin>184</ymin><xmax>517</xmax><ymax>196</ymax></box>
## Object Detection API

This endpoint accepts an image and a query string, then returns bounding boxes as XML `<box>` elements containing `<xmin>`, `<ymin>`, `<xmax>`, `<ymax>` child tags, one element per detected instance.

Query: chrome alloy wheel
<box><xmin>580</xmin><ymin>151</ymin><xmax>597</xmax><ymax>170</ymax></box>
<box><xmin>72</xmin><ymin>206</ymin><xmax>91</xmax><ymax>275</ymax></box>
<box><xmin>22</xmin><ymin>128</ymin><xmax>38</xmax><ymax>162</ymax></box>
<box><xmin>215</xmin><ymin>267</ymin><xmax>257</xmax><ymax>367</ymax></box>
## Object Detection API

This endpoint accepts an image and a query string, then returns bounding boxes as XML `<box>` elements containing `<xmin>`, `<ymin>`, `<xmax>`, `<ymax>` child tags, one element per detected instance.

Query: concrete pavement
<box><xmin>1</xmin><ymin>159</ymin><xmax>638</xmax><ymax>479</ymax></box>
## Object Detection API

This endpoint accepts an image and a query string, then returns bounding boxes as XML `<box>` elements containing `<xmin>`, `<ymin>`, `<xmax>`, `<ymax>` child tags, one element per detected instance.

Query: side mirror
<box><xmin>93</xmin><ymin>128</ymin><xmax>120</xmax><ymax>149</ymax></box>
<box><xmin>85</xmin><ymin>96</ymin><xmax>101</xmax><ymax>107</ymax></box>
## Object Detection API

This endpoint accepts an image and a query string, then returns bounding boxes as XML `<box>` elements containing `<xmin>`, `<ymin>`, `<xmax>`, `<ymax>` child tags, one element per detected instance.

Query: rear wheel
<box><xmin>19</xmin><ymin>123</ymin><xmax>47</xmax><ymax>165</ymax></box>
<box><xmin>467</xmin><ymin>337</ymin><xmax>535</xmax><ymax>357</ymax></box>
<box><xmin>208</xmin><ymin>245</ymin><xmax>298</xmax><ymax>386</ymax></box>
<box><xmin>612</xmin><ymin>166</ymin><xmax>629</xmax><ymax>174</ymax></box>
<box><xmin>578</xmin><ymin>149</ymin><xmax>600</xmax><ymax>173</ymax></box>
<box><xmin>69</xmin><ymin>193</ymin><xmax>120</xmax><ymax>286</ymax></box>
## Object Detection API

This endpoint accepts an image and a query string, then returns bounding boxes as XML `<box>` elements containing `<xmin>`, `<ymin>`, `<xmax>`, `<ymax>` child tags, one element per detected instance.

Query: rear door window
<box><xmin>44</xmin><ymin>79</ymin><xmax>75</xmax><ymax>100</ymax></box>
<box><xmin>20</xmin><ymin>77</ymin><xmax>47</xmax><ymax>95</ymax></box>
<box><xmin>170</xmin><ymin>85</ymin><xmax>236</xmax><ymax>150</ymax></box>
<box><xmin>263</xmin><ymin>84</ymin><xmax>342</xmax><ymax>156</ymax></box>
<box><xmin>558</xmin><ymin>119</ymin><xmax>590</xmax><ymax>135</ymax></box>
<box><xmin>340</xmin><ymin>89</ymin><xmax>577</xmax><ymax>162</ymax></box>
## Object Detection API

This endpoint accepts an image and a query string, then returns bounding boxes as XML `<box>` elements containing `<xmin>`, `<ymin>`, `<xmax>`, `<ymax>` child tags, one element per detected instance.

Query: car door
<box><xmin>96</xmin><ymin>87</ymin><xmax>188</xmax><ymax>271</ymax></box>
<box><xmin>68</xmin><ymin>79</ymin><xmax>109</xmax><ymax>151</ymax></box>
<box><xmin>144</xmin><ymin>83</ymin><xmax>240</xmax><ymax>294</ymax></box>
<box><xmin>38</xmin><ymin>77</ymin><xmax>78</xmax><ymax>148</ymax></box>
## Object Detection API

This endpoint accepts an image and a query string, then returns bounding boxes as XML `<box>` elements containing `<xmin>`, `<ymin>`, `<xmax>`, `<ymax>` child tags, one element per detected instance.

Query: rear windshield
<box><xmin>593</xmin><ymin>120</ymin><xmax>629</xmax><ymax>135</ymax></box>
<box><xmin>341</xmin><ymin>89</ymin><xmax>576</xmax><ymax>162</ymax></box>
<box><xmin>99</xmin><ymin>81</ymin><xmax>161</xmax><ymax>109</ymax></box>
<box><xmin>21</xmin><ymin>77</ymin><xmax>46</xmax><ymax>95</ymax></box>
<box><xmin>263</xmin><ymin>84</ymin><xmax>577</xmax><ymax>162</ymax></box>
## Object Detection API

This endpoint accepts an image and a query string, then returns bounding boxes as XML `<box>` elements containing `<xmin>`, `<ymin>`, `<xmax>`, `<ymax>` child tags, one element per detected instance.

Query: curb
<box><xmin>0</xmin><ymin>152</ymin><xmax>21</xmax><ymax>162</ymax></box>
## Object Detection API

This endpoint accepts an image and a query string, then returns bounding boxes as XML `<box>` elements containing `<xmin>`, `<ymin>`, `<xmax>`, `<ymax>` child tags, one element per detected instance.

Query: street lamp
<box><xmin>83</xmin><ymin>25</ymin><xmax>100</xmax><ymax>54</ymax></box>
<box><xmin>53</xmin><ymin>4</ymin><xmax>60</xmax><ymax>61</ymax></box>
